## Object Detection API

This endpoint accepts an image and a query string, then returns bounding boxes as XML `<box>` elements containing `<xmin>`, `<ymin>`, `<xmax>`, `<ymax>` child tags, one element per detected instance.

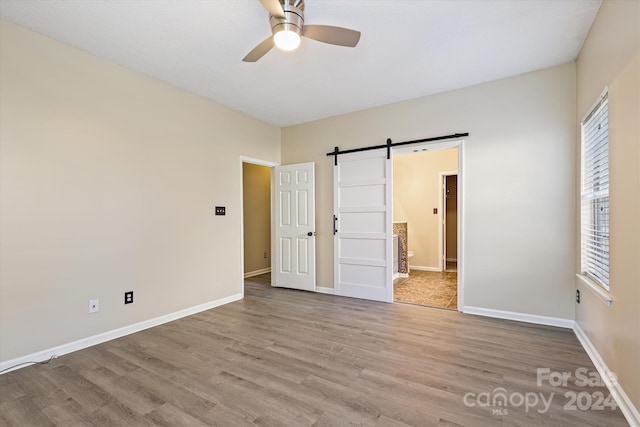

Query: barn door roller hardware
<box><xmin>326</xmin><ymin>132</ymin><xmax>469</xmax><ymax>165</ymax></box>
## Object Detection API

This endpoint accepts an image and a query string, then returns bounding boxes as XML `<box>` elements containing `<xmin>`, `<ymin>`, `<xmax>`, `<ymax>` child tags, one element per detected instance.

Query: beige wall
<box><xmin>242</xmin><ymin>163</ymin><xmax>271</xmax><ymax>273</ymax></box>
<box><xmin>282</xmin><ymin>62</ymin><xmax>576</xmax><ymax>320</ymax></box>
<box><xmin>575</xmin><ymin>0</ymin><xmax>640</xmax><ymax>413</ymax></box>
<box><xmin>393</xmin><ymin>149</ymin><xmax>458</xmax><ymax>269</ymax></box>
<box><xmin>0</xmin><ymin>21</ymin><xmax>281</xmax><ymax>362</ymax></box>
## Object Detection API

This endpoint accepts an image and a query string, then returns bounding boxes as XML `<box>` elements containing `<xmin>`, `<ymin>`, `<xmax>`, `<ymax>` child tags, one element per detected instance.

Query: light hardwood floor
<box><xmin>0</xmin><ymin>274</ymin><xmax>628</xmax><ymax>426</ymax></box>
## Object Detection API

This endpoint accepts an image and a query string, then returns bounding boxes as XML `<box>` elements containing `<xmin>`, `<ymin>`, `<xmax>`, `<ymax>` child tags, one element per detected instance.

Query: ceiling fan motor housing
<box><xmin>270</xmin><ymin>0</ymin><xmax>305</xmax><ymax>38</ymax></box>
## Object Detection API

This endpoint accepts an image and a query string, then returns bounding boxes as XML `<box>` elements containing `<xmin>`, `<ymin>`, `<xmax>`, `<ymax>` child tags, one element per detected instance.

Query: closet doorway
<box><xmin>241</xmin><ymin>160</ymin><xmax>274</xmax><ymax>281</ymax></box>
<box><xmin>392</xmin><ymin>146</ymin><xmax>460</xmax><ymax>310</ymax></box>
<box><xmin>442</xmin><ymin>173</ymin><xmax>458</xmax><ymax>273</ymax></box>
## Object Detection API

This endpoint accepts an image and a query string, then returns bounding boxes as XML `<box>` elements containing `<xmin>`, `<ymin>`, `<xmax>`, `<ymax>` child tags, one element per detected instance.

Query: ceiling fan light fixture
<box><xmin>243</xmin><ymin>0</ymin><xmax>360</xmax><ymax>62</ymax></box>
<box><xmin>274</xmin><ymin>29</ymin><xmax>301</xmax><ymax>50</ymax></box>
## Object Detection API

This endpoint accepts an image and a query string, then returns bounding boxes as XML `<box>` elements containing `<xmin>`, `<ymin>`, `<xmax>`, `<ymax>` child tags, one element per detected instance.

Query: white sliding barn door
<box><xmin>273</xmin><ymin>163</ymin><xmax>316</xmax><ymax>292</ymax></box>
<box><xmin>334</xmin><ymin>149</ymin><xmax>393</xmax><ymax>302</ymax></box>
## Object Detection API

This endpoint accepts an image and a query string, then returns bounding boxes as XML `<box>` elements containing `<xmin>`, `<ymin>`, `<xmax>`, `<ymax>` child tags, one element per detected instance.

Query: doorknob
<box><xmin>307</xmin><ymin>232</ymin><xmax>315</xmax><ymax>237</ymax></box>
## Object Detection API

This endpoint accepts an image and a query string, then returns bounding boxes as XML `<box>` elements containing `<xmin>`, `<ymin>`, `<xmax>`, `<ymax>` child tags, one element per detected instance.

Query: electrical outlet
<box><xmin>576</xmin><ymin>289</ymin><xmax>580</xmax><ymax>303</ymax></box>
<box><xmin>125</xmin><ymin>291</ymin><xmax>133</xmax><ymax>304</ymax></box>
<box><xmin>88</xmin><ymin>299</ymin><xmax>99</xmax><ymax>314</ymax></box>
<box><xmin>263</xmin><ymin>252</ymin><xmax>267</xmax><ymax>259</ymax></box>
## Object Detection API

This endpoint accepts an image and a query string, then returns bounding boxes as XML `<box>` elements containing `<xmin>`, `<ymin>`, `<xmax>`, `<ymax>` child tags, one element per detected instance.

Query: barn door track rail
<box><xmin>326</xmin><ymin>132</ymin><xmax>469</xmax><ymax>165</ymax></box>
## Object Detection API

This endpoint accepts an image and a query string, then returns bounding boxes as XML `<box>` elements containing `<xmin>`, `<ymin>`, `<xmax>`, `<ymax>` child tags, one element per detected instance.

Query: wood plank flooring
<box><xmin>0</xmin><ymin>274</ymin><xmax>629</xmax><ymax>426</ymax></box>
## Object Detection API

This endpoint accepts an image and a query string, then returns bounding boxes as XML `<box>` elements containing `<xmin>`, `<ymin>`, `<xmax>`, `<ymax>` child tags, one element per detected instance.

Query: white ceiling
<box><xmin>0</xmin><ymin>0</ymin><xmax>601</xmax><ymax>127</ymax></box>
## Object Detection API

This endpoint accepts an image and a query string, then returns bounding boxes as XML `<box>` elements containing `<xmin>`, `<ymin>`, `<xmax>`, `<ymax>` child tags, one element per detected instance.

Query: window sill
<box><xmin>576</xmin><ymin>274</ymin><xmax>612</xmax><ymax>307</ymax></box>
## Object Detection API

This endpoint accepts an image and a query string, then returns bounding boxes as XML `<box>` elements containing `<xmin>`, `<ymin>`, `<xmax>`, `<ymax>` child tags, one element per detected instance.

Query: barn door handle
<box><xmin>333</xmin><ymin>215</ymin><xmax>338</xmax><ymax>235</ymax></box>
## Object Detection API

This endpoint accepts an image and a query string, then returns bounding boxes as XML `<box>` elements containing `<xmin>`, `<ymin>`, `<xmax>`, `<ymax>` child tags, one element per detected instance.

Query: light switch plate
<box><xmin>89</xmin><ymin>299</ymin><xmax>99</xmax><ymax>313</ymax></box>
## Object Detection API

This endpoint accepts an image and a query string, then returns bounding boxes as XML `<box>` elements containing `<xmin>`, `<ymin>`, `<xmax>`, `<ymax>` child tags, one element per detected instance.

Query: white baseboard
<box><xmin>410</xmin><ymin>265</ymin><xmax>441</xmax><ymax>272</ymax></box>
<box><xmin>244</xmin><ymin>267</ymin><xmax>271</xmax><ymax>278</ymax></box>
<box><xmin>0</xmin><ymin>293</ymin><xmax>243</xmax><ymax>375</ymax></box>
<box><xmin>462</xmin><ymin>306</ymin><xmax>574</xmax><ymax>329</ymax></box>
<box><xmin>574</xmin><ymin>322</ymin><xmax>640</xmax><ymax>426</ymax></box>
<box><xmin>316</xmin><ymin>286</ymin><xmax>335</xmax><ymax>295</ymax></box>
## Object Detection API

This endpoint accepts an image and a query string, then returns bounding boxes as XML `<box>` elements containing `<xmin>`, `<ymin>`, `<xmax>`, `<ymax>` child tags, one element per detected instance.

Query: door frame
<box><xmin>239</xmin><ymin>156</ymin><xmax>278</xmax><ymax>297</ymax></box>
<box><xmin>392</xmin><ymin>139</ymin><xmax>465</xmax><ymax>310</ymax></box>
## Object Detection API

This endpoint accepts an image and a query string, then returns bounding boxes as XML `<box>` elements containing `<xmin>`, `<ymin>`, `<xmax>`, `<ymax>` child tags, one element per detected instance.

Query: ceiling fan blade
<box><xmin>302</xmin><ymin>25</ymin><xmax>361</xmax><ymax>47</ymax></box>
<box><xmin>259</xmin><ymin>0</ymin><xmax>285</xmax><ymax>18</ymax></box>
<box><xmin>242</xmin><ymin>36</ymin><xmax>275</xmax><ymax>62</ymax></box>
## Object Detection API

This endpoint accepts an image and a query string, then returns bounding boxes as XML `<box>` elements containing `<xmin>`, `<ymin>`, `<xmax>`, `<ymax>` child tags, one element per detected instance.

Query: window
<box><xmin>580</xmin><ymin>91</ymin><xmax>609</xmax><ymax>290</ymax></box>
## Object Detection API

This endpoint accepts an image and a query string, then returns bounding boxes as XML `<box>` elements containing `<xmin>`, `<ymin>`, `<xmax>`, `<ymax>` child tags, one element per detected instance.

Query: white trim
<box><xmin>244</xmin><ymin>267</ymin><xmax>271</xmax><ymax>278</ymax></box>
<box><xmin>574</xmin><ymin>322</ymin><xmax>640</xmax><ymax>426</ymax></box>
<box><xmin>0</xmin><ymin>293</ymin><xmax>243</xmax><ymax>375</ymax></box>
<box><xmin>410</xmin><ymin>265</ymin><xmax>441</xmax><ymax>272</ymax></box>
<box><xmin>386</xmin><ymin>152</ymin><xmax>394</xmax><ymax>304</ymax></box>
<box><xmin>239</xmin><ymin>156</ymin><xmax>279</xmax><ymax>168</ymax></box>
<box><xmin>462</xmin><ymin>306</ymin><xmax>574</xmax><ymax>329</ymax></box>
<box><xmin>457</xmin><ymin>141</ymin><xmax>465</xmax><ymax>310</ymax></box>
<box><xmin>576</xmin><ymin>273</ymin><xmax>612</xmax><ymax>306</ymax></box>
<box><xmin>315</xmin><ymin>286</ymin><xmax>335</xmax><ymax>295</ymax></box>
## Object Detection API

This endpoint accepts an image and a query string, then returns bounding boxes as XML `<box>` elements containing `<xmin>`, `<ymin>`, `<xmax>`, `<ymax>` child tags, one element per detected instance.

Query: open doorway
<box><xmin>442</xmin><ymin>173</ymin><xmax>458</xmax><ymax>273</ymax></box>
<box><xmin>240</xmin><ymin>157</ymin><xmax>317</xmax><ymax>295</ymax></box>
<box><xmin>240</xmin><ymin>157</ymin><xmax>277</xmax><ymax>293</ymax></box>
<box><xmin>392</xmin><ymin>147</ymin><xmax>460</xmax><ymax>310</ymax></box>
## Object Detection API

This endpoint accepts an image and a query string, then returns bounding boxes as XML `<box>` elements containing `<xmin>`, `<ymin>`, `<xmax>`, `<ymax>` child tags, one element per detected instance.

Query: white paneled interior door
<box><xmin>273</xmin><ymin>162</ymin><xmax>316</xmax><ymax>292</ymax></box>
<box><xmin>334</xmin><ymin>149</ymin><xmax>392</xmax><ymax>302</ymax></box>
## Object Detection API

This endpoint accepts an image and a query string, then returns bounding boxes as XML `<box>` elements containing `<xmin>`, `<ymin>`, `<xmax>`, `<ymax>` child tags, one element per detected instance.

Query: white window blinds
<box><xmin>580</xmin><ymin>92</ymin><xmax>609</xmax><ymax>290</ymax></box>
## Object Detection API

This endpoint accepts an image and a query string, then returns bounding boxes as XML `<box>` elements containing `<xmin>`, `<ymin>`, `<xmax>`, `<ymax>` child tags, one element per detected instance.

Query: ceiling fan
<box><xmin>243</xmin><ymin>0</ymin><xmax>361</xmax><ymax>62</ymax></box>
